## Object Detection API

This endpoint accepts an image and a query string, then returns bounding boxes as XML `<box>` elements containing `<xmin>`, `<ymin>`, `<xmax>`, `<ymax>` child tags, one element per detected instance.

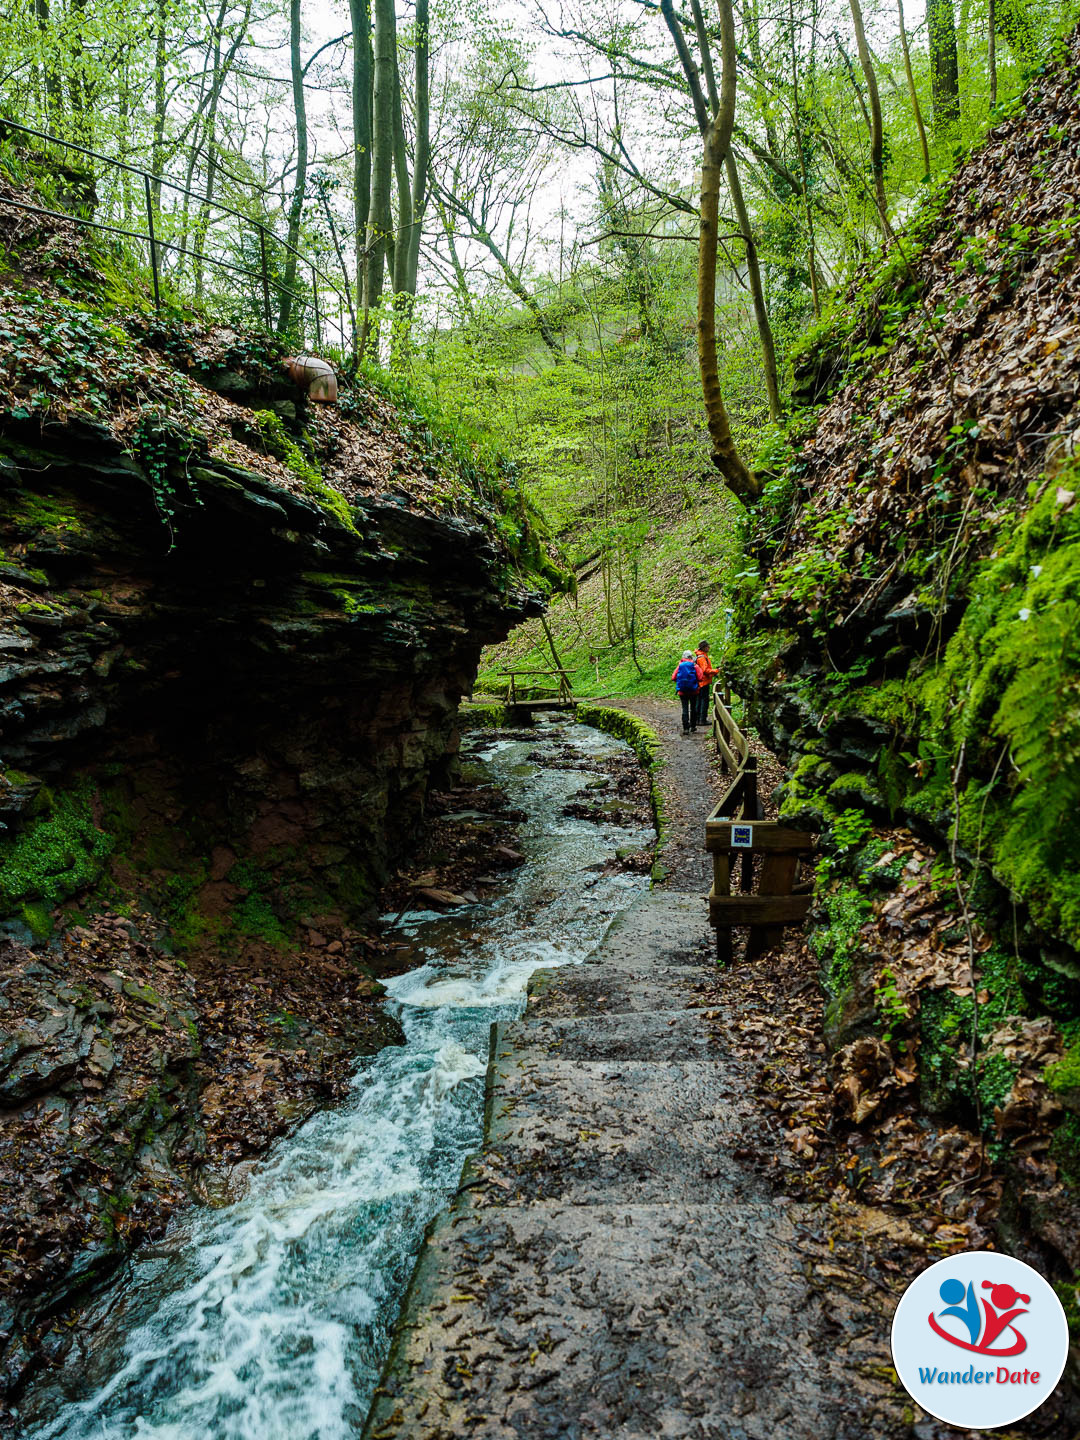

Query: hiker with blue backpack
<box><xmin>672</xmin><ymin>650</ymin><xmax>703</xmax><ymax>735</ymax></box>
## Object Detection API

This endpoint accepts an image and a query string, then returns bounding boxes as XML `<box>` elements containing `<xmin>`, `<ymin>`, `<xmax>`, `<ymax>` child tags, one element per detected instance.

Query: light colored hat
<box><xmin>682</xmin><ymin>650</ymin><xmax>694</xmax><ymax>659</ymax></box>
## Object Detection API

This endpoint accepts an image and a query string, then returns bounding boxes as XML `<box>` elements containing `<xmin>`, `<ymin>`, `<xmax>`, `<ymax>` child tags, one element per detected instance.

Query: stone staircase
<box><xmin>363</xmin><ymin>891</ymin><xmax>902</xmax><ymax>1440</ymax></box>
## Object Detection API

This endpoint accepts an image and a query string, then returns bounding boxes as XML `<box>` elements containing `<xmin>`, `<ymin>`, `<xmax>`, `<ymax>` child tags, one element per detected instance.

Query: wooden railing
<box><xmin>501</xmin><ymin>669</ymin><xmax>574</xmax><ymax>706</ymax></box>
<box><xmin>705</xmin><ymin>686</ymin><xmax>817</xmax><ymax>964</ymax></box>
<box><xmin>711</xmin><ymin>685</ymin><xmax>750</xmax><ymax>775</ymax></box>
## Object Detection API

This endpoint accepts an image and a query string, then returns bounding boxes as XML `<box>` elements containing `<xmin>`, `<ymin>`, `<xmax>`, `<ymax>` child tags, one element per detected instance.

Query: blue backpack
<box><xmin>675</xmin><ymin>660</ymin><xmax>699</xmax><ymax>691</ymax></box>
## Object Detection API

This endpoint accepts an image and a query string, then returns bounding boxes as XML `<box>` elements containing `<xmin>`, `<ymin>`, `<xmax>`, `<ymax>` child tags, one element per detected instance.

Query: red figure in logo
<box><xmin>928</xmin><ymin>1278</ymin><xmax>1030</xmax><ymax>1356</ymax></box>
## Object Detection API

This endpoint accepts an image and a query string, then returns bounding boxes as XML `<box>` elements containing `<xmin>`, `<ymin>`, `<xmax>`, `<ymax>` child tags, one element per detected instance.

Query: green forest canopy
<box><xmin>0</xmin><ymin>0</ymin><xmax>1075</xmax><ymax>691</ymax></box>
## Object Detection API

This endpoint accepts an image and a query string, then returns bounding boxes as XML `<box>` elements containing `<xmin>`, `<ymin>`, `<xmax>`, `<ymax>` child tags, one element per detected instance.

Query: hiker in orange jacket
<box><xmin>694</xmin><ymin>641</ymin><xmax>718</xmax><ymax>729</ymax></box>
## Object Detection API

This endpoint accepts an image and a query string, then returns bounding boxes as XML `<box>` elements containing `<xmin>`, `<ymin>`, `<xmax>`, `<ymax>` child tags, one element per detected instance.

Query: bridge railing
<box><xmin>0</xmin><ymin>118</ymin><xmax>350</xmax><ymax>351</ymax></box>
<box><xmin>501</xmin><ymin>669</ymin><xmax>574</xmax><ymax>705</ymax></box>
<box><xmin>711</xmin><ymin>684</ymin><xmax>750</xmax><ymax>775</ymax></box>
<box><xmin>704</xmin><ymin>686</ymin><xmax>817</xmax><ymax>964</ymax></box>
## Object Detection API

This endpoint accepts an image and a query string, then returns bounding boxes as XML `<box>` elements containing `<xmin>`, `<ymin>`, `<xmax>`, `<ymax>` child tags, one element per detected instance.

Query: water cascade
<box><xmin>19</xmin><ymin>720</ymin><xmax>649</xmax><ymax>1440</ymax></box>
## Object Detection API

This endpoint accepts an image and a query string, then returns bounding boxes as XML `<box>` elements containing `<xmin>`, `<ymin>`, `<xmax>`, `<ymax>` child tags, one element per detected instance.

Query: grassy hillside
<box><xmin>478</xmin><ymin>479</ymin><xmax>743</xmax><ymax>698</ymax></box>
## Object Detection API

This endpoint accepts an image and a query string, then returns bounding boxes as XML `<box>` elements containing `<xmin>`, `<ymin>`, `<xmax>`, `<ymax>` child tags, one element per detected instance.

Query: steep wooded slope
<box><xmin>732</xmin><ymin>34</ymin><xmax>1080</xmax><ymax>1287</ymax></box>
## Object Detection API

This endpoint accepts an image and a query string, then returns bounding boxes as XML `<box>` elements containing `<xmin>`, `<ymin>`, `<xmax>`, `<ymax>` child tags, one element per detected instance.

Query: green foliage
<box><xmin>919</xmin><ymin>990</ymin><xmax>1019</xmax><ymax>1129</ymax></box>
<box><xmin>1046</xmin><ymin>1043</ymin><xmax>1080</xmax><ymax>1094</ymax></box>
<box><xmin>0</xmin><ymin>292</ymin><xmax>133</xmax><ymax>420</ymax></box>
<box><xmin>1050</xmin><ymin>1115</ymin><xmax>1080</xmax><ymax>1190</ymax></box>
<box><xmin>1053</xmin><ymin>1275</ymin><xmax>1080</xmax><ymax>1338</ymax></box>
<box><xmin>233</xmin><ymin>891</ymin><xmax>290</xmax><ymax>946</ymax></box>
<box><xmin>483</xmin><ymin>486</ymin><xmax>742</xmax><ymax>699</ymax></box>
<box><xmin>922</xmin><ymin>477</ymin><xmax>1080</xmax><ymax>946</ymax></box>
<box><xmin>831</xmin><ymin>808</ymin><xmax>874</xmax><ymax>853</ymax></box>
<box><xmin>0</xmin><ymin>779</ymin><xmax>113</xmax><ymax>918</ymax></box>
<box><xmin>811</xmin><ymin>882</ymin><xmax>872</xmax><ymax>996</ymax></box>
<box><xmin>459</xmin><ymin>703</ymin><xmax>510</xmax><ymax>728</ymax></box>
<box><xmin>874</xmin><ymin>966</ymin><xmax>911</xmax><ymax>1043</ymax></box>
<box><xmin>253</xmin><ymin>410</ymin><xmax>357</xmax><ymax>534</ymax></box>
<box><xmin>129</xmin><ymin>404</ymin><xmax>204</xmax><ymax>534</ymax></box>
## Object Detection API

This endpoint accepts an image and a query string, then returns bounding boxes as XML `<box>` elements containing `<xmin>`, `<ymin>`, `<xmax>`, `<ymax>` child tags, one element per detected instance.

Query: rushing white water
<box><xmin>18</xmin><ymin>720</ymin><xmax>649</xmax><ymax>1440</ymax></box>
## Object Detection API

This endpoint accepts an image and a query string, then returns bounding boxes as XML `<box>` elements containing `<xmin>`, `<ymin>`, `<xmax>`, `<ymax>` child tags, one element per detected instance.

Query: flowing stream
<box><xmin>18</xmin><ymin>719</ymin><xmax>650</xmax><ymax>1440</ymax></box>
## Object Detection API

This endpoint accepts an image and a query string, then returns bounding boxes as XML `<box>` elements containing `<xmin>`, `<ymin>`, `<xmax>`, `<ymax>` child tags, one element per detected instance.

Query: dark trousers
<box><xmin>695</xmin><ymin>687</ymin><xmax>711</xmax><ymax>727</ymax></box>
<box><xmin>679</xmin><ymin>690</ymin><xmax>696</xmax><ymax>730</ymax></box>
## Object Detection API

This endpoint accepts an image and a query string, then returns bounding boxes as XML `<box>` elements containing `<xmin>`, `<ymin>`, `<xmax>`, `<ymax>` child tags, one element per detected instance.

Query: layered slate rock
<box><xmin>0</xmin><ymin>413</ymin><xmax>541</xmax><ymax>918</ymax></box>
<box><xmin>364</xmin><ymin>893</ymin><xmax>907</xmax><ymax>1440</ymax></box>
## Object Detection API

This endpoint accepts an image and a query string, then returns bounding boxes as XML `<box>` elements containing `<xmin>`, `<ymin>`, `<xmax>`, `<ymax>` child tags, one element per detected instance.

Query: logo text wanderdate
<box><xmin>917</xmin><ymin>1365</ymin><xmax>1041</xmax><ymax>1386</ymax></box>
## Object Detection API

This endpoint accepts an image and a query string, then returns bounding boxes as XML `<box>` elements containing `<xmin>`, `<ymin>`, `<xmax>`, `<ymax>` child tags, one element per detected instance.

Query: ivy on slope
<box><xmin>0</xmin><ymin>164</ymin><xmax>567</xmax><ymax>594</ymax></box>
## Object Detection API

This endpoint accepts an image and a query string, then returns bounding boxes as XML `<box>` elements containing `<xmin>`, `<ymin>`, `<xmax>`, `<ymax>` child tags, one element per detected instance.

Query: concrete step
<box><xmin>524</xmin><ymin>966</ymin><xmax>714</xmax><ymax>1023</ymax></box>
<box><xmin>365</xmin><ymin>1201</ymin><xmax>894</xmax><ymax>1440</ymax></box>
<box><xmin>477</xmin><ymin>1056</ymin><xmax>768</xmax><ymax>1206</ymax></box>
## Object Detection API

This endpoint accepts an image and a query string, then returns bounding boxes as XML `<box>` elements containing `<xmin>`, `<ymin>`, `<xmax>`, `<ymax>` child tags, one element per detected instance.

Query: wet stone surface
<box><xmin>364</xmin><ymin>888</ymin><xmax>911</xmax><ymax>1440</ymax></box>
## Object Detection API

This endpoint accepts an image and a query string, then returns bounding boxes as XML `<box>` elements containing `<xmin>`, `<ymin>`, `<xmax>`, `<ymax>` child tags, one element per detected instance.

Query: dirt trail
<box><xmin>613</xmin><ymin>694</ymin><xmax>784</xmax><ymax>894</ymax></box>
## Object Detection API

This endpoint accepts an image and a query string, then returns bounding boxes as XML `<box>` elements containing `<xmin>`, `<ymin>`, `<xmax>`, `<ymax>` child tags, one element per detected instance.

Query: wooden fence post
<box><xmin>740</xmin><ymin>756</ymin><xmax>758</xmax><ymax>890</ymax></box>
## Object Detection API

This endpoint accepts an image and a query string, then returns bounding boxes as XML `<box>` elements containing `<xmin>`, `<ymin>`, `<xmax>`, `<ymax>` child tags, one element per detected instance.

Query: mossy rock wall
<box><xmin>0</xmin><ymin>417</ymin><xmax>543</xmax><ymax>948</ymax></box>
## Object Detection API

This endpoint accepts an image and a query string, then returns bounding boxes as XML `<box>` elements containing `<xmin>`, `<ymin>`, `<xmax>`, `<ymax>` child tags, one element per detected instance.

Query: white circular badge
<box><xmin>891</xmin><ymin>1251</ymin><xmax>1069</xmax><ymax>1429</ymax></box>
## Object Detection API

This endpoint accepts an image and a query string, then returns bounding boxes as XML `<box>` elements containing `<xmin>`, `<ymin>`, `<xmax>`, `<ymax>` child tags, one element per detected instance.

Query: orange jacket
<box><xmin>695</xmin><ymin>650</ymin><xmax>718</xmax><ymax>690</ymax></box>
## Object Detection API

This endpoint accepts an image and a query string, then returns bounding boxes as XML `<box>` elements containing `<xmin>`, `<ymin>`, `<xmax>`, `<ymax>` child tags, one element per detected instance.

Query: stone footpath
<box><xmin>363</xmin><ymin>889</ymin><xmax>905</xmax><ymax>1440</ymax></box>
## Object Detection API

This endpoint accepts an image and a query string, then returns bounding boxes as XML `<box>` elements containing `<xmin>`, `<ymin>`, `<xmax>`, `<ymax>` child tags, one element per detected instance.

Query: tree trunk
<box><xmin>687</xmin><ymin>0</ymin><xmax>778</xmax><ymax>413</ymax></box>
<box><xmin>362</xmin><ymin>0</ymin><xmax>397</xmax><ymax>354</ymax></box>
<box><xmin>349</xmin><ymin>0</ymin><xmax>372</xmax><ymax>347</ymax></box>
<box><xmin>35</xmin><ymin>0</ymin><xmax>63</xmax><ymax>123</ymax></box>
<box><xmin>698</xmin><ymin>115</ymin><xmax>758</xmax><ymax>499</ymax></box>
<box><xmin>390</xmin><ymin>54</ymin><xmax>410</xmax><ymax>294</ymax></box>
<box><xmin>404</xmin><ymin>0</ymin><xmax>430</xmax><ymax>296</ymax></box>
<box><xmin>150</xmin><ymin>0</ymin><xmax>169</xmax><ymax>208</ymax></box>
<box><xmin>192</xmin><ymin>9</ymin><xmax>227</xmax><ymax>301</ymax></box>
<box><xmin>67</xmin><ymin>0</ymin><xmax>91</xmax><ymax>143</ymax></box>
<box><xmin>927</xmin><ymin>0</ymin><xmax>961</xmax><ymax>128</ymax></box>
<box><xmin>277</xmin><ymin>0</ymin><xmax>308</xmax><ymax>334</ymax></box>
<box><xmin>389</xmin><ymin>53</ymin><xmax>413</xmax><ymax>367</ymax></box>
<box><xmin>897</xmin><ymin>0</ymin><xmax>931</xmax><ymax>178</ymax></box>
<box><xmin>662</xmin><ymin>0</ymin><xmax>758</xmax><ymax>500</ymax></box>
<box><xmin>847</xmin><ymin>0</ymin><xmax>889</xmax><ymax>229</ymax></box>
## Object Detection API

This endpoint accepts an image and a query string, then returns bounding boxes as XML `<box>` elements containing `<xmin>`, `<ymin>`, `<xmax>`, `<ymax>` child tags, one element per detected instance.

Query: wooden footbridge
<box><xmin>705</xmin><ymin>684</ymin><xmax>817</xmax><ymax>963</ymax></box>
<box><xmin>501</xmin><ymin>668</ymin><xmax>576</xmax><ymax>721</ymax></box>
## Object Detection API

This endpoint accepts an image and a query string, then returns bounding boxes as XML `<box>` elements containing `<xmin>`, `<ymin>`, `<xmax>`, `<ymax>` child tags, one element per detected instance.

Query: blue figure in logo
<box><xmin>938</xmin><ymin>1278</ymin><xmax>982</xmax><ymax>1345</ymax></box>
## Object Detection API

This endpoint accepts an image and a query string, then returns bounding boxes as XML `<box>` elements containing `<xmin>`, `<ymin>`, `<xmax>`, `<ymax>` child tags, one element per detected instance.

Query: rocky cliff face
<box><xmin>0</xmin><ymin>408</ymin><xmax>538</xmax><ymax>927</ymax></box>
<box><xmin>0</xmin><ymin>178</ymin><xmax>546</xmax><ymax>1405</ymax></box>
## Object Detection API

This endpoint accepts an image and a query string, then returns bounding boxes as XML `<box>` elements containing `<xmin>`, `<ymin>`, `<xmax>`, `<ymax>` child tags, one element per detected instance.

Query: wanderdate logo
<box><xmin>892</xmin><ymin>1252</ymin><xmax>1068</xmax><ymax>1429</ymax></box>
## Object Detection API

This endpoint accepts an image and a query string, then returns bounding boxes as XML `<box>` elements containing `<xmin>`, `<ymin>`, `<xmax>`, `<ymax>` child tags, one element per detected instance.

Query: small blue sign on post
<box><xmin>731</xmin><ymin>824</ymin><xmax>753</xmax><ymax>848</ymax></box>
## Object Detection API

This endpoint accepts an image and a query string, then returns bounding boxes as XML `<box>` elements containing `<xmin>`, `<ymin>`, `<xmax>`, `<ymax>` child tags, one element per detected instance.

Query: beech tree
<box><xmin>661</xmin><ymin>0</ymin><xmax>758</xmax><ymax>501</ymax></box>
